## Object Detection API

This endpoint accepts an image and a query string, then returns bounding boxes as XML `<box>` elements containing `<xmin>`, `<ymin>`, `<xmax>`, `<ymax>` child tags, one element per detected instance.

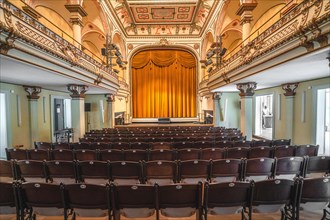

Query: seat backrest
<box><xmin>226</xmin><ymin>147</ymin><xmax>249</xmax><ymax>159</ymax></box>
<box><xmin>244</xmin><ymin>158</ymin><xmax>275</xmax><ymax>181</ymax></box>
<box><xmin>151</xmin><ymin>142</ymin><xmax>172</xmax><ymax>150</ymax></box>
<box><xmin>44</xmin><ymin>160</ymin><xmax>77</xmax><ymax>184</ymax></box>
<box><xmin>0</xmin><ymin>160</ymin><xmax>15</xmax><ymax>182</ymax></box>
<box><xmin>295</xmin><ymin>145</ymin><xmax>319</xmax><ymax>157</ymax></box>
<box><xmin>6</xmin><ymin>148</ymin><xmax>27</xmax><ymax>160</ymax></box>
<box><xmin>204</xmin><ymin>181</ymin><xmax>252</xmax><ymax>214</ymax></box>
<box><xmin>157</xmin><ymin>183</ymin><xmax>202</xmax><ymax>218</ymax></box>
<box><xmin>252</xmin><ymin>140</ymin><xmax>272</xmax><ymax>147</ymax></box>
<box><xmin>273</xmin><ymin>145</ymin><xmax>295</xmax><ymax>158</ymax></box>
<box><xmin>71</xmin><ymin>142</ymin><xmax>92</xmax><ymax>150</ymax></box>
<box><xmin>144</xmin><ymin>160</ymin><xmax>178</xmax><ymax>185</ymax></box>
<box><xmin>200</xmin><ymin>148</ymin><xmax>225</xmax><ymax>160</ymax></box>
<box><xmin>74</xmin><ymin>150</ymin><xmax>97</xmax><ymax>161</ymax></box>
<box><xmin>34</xmin><ymin>142</ymin><xmax>53</xmax><ymax>150</ymax></box>
<box><xmin>177</xmin><ymin>148</ymin><xmax>200</xmax><ymax>161</ymax></box>
<box><xmin>0</xmin><ymin>182</ymin><xmax>17</xmax><ymax>208</ymax></box>
<box><xmin>124</xmin><ymin>149</ymin><xmax>148</xmax><ymax>162</ymax></box>
<box><xmin>99</xmin><ymin>149</ymin><xmax>123</xmax><ymax>162</ymax></box>
<box><xmin>19</xmin><ymin>182</ymin><xmax>64</xmax><ymax>209</ymax></box>
<box><xmin>304</xmin><ymin>156</ymin><xmax>330</xmax><ymax>177</ymax></box>
<box><xmin>149</xmin><ymin>149</ymin><xmax>175</xmax><ymax>161</ymax></box>
<box><xmin>178</xmin><ymin>160</ymin><xmax>209</xmax><ymax>183</ymax></box>
<box><xmin>248</xmin><ymin>146</ymin><xmax>273</xmax><ymax>159</ymax></box>
<box><xmin>194</xmin><ymin>141</ymin><xmax>214</xmax><ymax>149</ymax></box>
<box><xmin>111</xmin><ymin>184</ymin><xmax>156</xmax><ymax>218</ymax></box>
<box><xmin>130</xmin><ymin>142</ymin><xmax>150</xmax><ymax>150</ymax></box>
<box><xmin>15</xmin><ymin>160</ymin><xmax>46</xmax><ymax>182</ymax></box>
<box><xmin>275</xmin><ymin>156</ymin><xmax>305</xmax><ymax>179</ymax></box>
<box><xmin>210</xmin><ymin>159</ymin><xmax>243</xmax><ymax>182</ymax></box>
<box><xmin>214</xmin><ymin>141</ymin><xmax>232</xmax><ymax>148</ymax></box>
<box><xmin>91</xmin><ymin>142</ymin><xmax>110</xmax><ymax>150</ymax></box>
<box><xmin>64</xmin><ymin>183</ymin><xmax>110</xmax><ymax>216</ymax></box>
<box><xmin>298</xmin><ymin>177</ymin><xmax>330</xmax><ymax>204</ymax></box>
<box><xmin>76</xmin><ymin>160</ymin><xmax>109</xmax><ymax>184</ymax></box>
<box><xmin>27</xmin><ymin>149</ymin><xmax>49</xmax><ymax>161</ymax></box>
<box><xmin>272</xmin><ymin>139</ymin><xmax>291</xmax><ymax>146</ymax></box>
<box><xmin>50</xmin><ymin>149</ymin><xmax>74</xmax><ymax>161</ymax></box>
<box><xmin>110</xmin><ymin>142</ymin><xmax>130</xmax><ymax>150</ymax></box>
<box><xmin>109</xmin><ymin>161</ymin><xmax>142</xmax><ymax>184</ymax></box>
<box><xmin>252</xmin><ymin>179</ymin><xmax>299</xmax><ymax>216</ymax></box>
<box><xmin>52</xmin><ymin>142</ymin><xmax>71</xmax><ymax>150</ymax></box>
<box><xmin>233</xmin><ymin>140</ymin><xmax>252</xmax><ymax>148</ymax></box>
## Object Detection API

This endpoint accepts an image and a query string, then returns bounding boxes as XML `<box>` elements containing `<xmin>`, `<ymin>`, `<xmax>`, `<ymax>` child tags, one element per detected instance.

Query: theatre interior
<box><xmin>0</xmin><ymin>0</ymin><xmax>329</xmax><ymax>219</ymax></box>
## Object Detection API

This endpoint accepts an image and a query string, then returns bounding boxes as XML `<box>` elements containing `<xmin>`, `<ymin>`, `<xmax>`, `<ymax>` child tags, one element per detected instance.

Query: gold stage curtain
<box><xmin>132</xmin><ymin>50</ymin><xmax>196</xmax><ymax>118</ymax></box>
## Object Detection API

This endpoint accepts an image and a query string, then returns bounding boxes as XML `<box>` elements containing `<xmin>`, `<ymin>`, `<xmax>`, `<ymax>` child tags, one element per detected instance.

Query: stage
<box><xmin>115</xmin><ymin>117</ymin><xmax>211</xmax><ymax>127</ymax></box>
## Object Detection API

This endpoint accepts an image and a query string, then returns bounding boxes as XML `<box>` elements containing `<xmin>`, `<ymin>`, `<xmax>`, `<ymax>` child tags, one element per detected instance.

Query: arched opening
<box><xmin>131</xmin><ymin>49</ymin><xmax>197</xmax><ymax>119</ymax></box>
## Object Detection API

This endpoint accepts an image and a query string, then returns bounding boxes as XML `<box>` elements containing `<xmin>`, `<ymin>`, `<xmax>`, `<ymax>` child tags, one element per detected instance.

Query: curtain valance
<box><xmin>132</xmin><ymin>50</ymin><xmax>196</xmax><ymax>69</ymax></box>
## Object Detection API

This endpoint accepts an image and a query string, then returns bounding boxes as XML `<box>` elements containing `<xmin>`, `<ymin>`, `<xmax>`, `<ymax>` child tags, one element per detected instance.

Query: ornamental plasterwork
<box><xmin>0</xmin><ymin>1</ymin><xmax>119</xmax><ymax>82</ymax></box>
<box><xmin>210</xmin><ymin>0</ymin><xmax>329</xmax><ymax>76</ymax></box>
<box><xmin>107</xmin><ymin>0</ymin><xmax>219</xmax><ymax>37</ymax></box>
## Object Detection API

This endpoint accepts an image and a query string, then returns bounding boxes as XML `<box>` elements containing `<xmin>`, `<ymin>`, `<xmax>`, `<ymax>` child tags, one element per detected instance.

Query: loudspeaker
<box><xmin>85</xmin><ymin>103</ymin><xmax>91</xmax><ymax>112</ymax></box>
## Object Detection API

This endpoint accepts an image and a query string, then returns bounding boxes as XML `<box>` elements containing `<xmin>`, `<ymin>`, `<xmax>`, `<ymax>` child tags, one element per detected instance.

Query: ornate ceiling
<box><xmin>107</xmin><ymin>0</ymin><xmax>219</xmax><ymax>37</ymax></box>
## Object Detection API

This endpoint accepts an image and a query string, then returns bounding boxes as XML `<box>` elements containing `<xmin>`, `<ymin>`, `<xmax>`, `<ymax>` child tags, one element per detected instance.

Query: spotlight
<box><xmin>220</xmin><ymin>48</ymin><xmax>227</xmax><ymax>56</ymax></box>
<box><xmin>206</xmin><ymin>50</ymin><xmax>215</xmax><ymax>59</ymax></box>
<box><xmin>207</xmin><ymin>67</ymin><xmax>213</xmax><ymax>73</ymax></box>
<box><xmin>115</xmin><ymin>50</ymin><xmax>122</xmax><ymax>58</ymax></box>
<box><xmin>101</xmin><ymin>48</ymin><xmax>107</xmax><ymax>56</ymax></box>
<box><xmin>113</xmin><ymin>69</ymin><xmax>119</xmax><ymax>74</ymax></box>
<box><xmin>205</xmin><ymin>59</ymin><xmax>213</xmax><ymax>66</ymax></box>
<box><xmin>116</xmin><ymin>57</ymin><xmax>123</xmax><ymax>65</ymax></box>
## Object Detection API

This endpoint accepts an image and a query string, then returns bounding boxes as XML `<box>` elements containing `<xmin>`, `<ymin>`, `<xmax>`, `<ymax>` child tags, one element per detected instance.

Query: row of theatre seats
<box><xmin>33</xmin><ymin>139</ymin><xmax>293</xmax><ymax>150</ymax></box>
<box><xmin>1</xmin><ymin>156</ymin><xmax>329</xmax><ymax>185</ymax></box>
<box><xmin>1</xmin><ymin>177</ymin><xmax>329</xmax><ymax>220</ymax></box>
<box><xmin>5</xmin><ymin>144</ymin><xmax>319</xmax><ymax>162</ymax></box>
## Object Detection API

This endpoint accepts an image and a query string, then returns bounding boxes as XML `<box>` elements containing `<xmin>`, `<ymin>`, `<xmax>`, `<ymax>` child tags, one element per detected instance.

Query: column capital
<box><xmin>212</xmin><ymin>92</ymin><xmax>222</xmax><ymax>100</ymax></box>
<box><xmin>105</xmin><ymin>94</ymin><xmax>115</xmax><ymax>103</ymax></box>
<box><xmin>236</xmin><ymin>82</ymin><xmax>257</xmax><ymax>97</ymax></box>
<box><xmin>23</xmin><ymin>85</ymin><xmax>41</xmax><ymax>100</ymax></box>
<box><xmin>236</xmin><ymin>2</ymin><xmax>257</xmax><ymax>24</ymax></box>
<box><xmin>282</xmin><ymin>82</ymin><xmax>299</xmax><ymax>96</ymax></box>
<box><xmin>65</xmin><ymin>4</ymin><xmax>87</xmax><ymax>17</ymax></box>
<box><xmin>67</xmin><ymin>84</ymin><xmax>88</xmax><ymax>99</ymax></box>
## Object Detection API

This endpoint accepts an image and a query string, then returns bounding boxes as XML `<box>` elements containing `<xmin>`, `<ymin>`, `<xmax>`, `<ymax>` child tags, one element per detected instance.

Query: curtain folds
<box><xmin>132</xmin><ymin>50</ymin><xmax>196</xmax><ymax>118</ymax></box>
<box><xmin>132</xmin><ymin>50</ymin><xmax>196</xmax><ymax>69</ymax></box>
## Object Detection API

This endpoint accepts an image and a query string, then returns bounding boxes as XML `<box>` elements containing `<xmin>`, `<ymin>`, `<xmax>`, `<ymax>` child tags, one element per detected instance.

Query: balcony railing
<box><xmin>0</xmin><ymin>1</ymin><xmax>118</xmax><ymax>81</ymax></box>
<box><xmin>199</xmin><ymin>0</ymin><xmax>329</xmax><ymax>91</ymax></box>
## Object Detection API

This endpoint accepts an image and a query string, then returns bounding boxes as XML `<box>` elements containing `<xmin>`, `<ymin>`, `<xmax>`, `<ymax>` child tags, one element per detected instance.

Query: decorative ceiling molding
<box><xmin>106</xmin><ymin>0</ymin><xmax>221</xmax><ymax>37</ymax></box>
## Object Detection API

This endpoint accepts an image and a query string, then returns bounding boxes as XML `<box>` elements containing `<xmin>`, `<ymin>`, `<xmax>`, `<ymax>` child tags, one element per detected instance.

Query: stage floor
<box><xmin>115</xmin><ymin>123</ymin><xmax>212</xmax><ymax>127</ymax></box>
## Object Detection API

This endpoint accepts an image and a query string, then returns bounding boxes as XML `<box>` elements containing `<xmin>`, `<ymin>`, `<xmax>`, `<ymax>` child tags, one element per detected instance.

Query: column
<box><xmin>282</xmin><ymin>82</ymin><xmax>299</xmax><ymax>142</ymax></box>
<box><xmin>106</xmin><ymin>94</ymin><xmax>115</xmax><ymax>128</ymax></box>
<box><xmin>236</xmin><ymin>1</ymin><xmax>257</xmax><ymax>46</ymax></box>
<box><xmin>236</xmin><ymin>82</ymin><xmax>257</xmax><ymax>140</ymax></box>
<box><xmin>67</xmin><ymin>84</ymin><xmax>88</xmax><ymax>142</ymax></box>
<box><xmin>213</xmin><ymin>92</ymin><xmax>222</xmax><ymax>127</ymax></box>
<box><xmin>23</xmin><ymin>86</ymin><xmax>42</xmax><ymax>148</ymax></box>
<box><xmin>65</xmin><ymin>4</ymin><xmax>87</xmax><ymax>48</ymax></box>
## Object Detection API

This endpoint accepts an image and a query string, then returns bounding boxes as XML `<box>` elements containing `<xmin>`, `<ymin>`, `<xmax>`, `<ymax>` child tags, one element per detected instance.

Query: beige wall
<box><xmin>255</xmin><ymin>77</ymin><xmax>330</xmax><ymax>144</ymax></box>
<box><xmin>1</xmin><ymin>82</ymin><xmax>69</xmax><ymax>149</ymax></box>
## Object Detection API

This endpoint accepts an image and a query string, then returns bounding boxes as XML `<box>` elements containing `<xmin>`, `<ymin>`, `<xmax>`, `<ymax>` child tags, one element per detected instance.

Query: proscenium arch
<box><xmin>129</xmin><ymin>46</ymin><xmax>199</xmax><ymax>119</ymax></box>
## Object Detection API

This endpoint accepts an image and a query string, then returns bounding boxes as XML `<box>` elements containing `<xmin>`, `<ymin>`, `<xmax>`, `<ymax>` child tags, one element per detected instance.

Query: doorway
<box><xmin>315</xmin><ymin>88</ymin><xmax>330</xmax><ymax>155</ymax></box>
<box><xmin>255</xmin><ymin>94</ymin><xmax>273</xmax><ymax>139</ymax></box>
<box><xmin>0</xmin><ymin>92</ymin><xmax>8</xmax><ymax>159</ymax></box>
<box><xmin>51</xmin><ymin>97</ymin><xmax>72</xmax><ymax>142</ymax></box>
